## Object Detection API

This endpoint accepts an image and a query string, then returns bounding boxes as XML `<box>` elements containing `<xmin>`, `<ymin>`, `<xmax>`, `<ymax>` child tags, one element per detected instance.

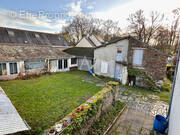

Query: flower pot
<box><xmin>62</xmin><ymin>120</ymin><xmax>68</xmax><ymax>127</ymax></box>
<box><xmin>48</xmin><ymin>129</ymin><xmax>55</xmax><ymax>135</ymax></box>
<box><xmin>55</xmin><ymin>124</ymin><xmax>63</xmax><ymax>132</ymax></box>
<box><xmin>76</xmin><ymin>107</ymin><xmax>81</xmax><ymax>113</ymax></box>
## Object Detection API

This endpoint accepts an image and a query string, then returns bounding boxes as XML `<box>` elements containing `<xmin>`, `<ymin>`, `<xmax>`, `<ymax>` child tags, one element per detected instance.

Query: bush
<box><xmin>17</xmin><ymin>73</ymin><xmax>41</xmax><ymax>80</ymax></box>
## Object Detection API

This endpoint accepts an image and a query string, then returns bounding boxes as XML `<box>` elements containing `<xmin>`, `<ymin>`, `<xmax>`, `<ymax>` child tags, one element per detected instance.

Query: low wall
<box><xmin>45</xmin><ymin>81</ymin><xmax>120</xmax><ymax>135</ymax></box>
<box><xmin>0</xmin><ymin>74</ymin><xmax>18</xmax><ymax>81</ymax></box>
<box><xmin>25</xmin><ymin>68</ymin><xmax>46</xmax><ymax>75</ymax></box>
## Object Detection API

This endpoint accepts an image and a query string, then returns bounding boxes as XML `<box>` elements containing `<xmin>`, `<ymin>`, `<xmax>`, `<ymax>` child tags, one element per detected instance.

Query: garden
<box><xmin>0</xmin><ymin>70</ymin><xmax>172</xmax><ymax>135</ymax></box>
<box><xmin>0</xmin><ymin>71</ymin><xmax>103</xmax><ymax>134</ymax></box>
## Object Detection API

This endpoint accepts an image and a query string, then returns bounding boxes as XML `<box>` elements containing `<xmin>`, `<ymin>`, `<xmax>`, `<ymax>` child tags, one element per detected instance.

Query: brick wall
<box><xmin>128</xmin><ymin>37</ymin><xmax>167</xmax><ymax>81</ymax></box>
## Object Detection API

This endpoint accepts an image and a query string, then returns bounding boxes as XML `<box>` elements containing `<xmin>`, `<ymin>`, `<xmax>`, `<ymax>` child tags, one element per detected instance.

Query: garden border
<box><xmin>103</xmin><ymin>104</ymin><xmax>127</xmax><ymax>135</ymax></box>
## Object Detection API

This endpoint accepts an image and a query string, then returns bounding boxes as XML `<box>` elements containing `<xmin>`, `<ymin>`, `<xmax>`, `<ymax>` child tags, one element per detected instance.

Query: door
<box><xmin>115</xmin><ymin>63</ymin><xmax>122</xmax><ymax>81</ymax></box>
<box><xmin>58</xmin><ymin>59</ymin><xmax>68</xmax><ymax>71</ymax></box>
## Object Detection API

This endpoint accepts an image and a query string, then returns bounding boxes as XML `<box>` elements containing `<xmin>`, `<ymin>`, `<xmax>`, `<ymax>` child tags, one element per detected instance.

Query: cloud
<box><xmin>0</xmin><ymin>9</ymin><xmax>67</xmax><ymax>33</ymax></box>
<box><xmin>87</xmin><ymin>5</ymin><xmax>94</xmax><ymax>10</ymax></box>
<box><xmin>91</xmin><ymin>0</ymin><xmax>180</xmax><ymax>30</ymax></box>
<box><xmin>67</xmin><ymin>0</ymin><xmax>83</xmax><ymax>16</ymax></box>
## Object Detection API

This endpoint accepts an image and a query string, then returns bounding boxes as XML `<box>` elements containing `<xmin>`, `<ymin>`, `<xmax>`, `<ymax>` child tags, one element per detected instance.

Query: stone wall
<box><xmin>128</xmin><ymin>38</ymin><xmax>167</xmax><ymax>82</ymax></box>
<box><xmin>45</xmin><ymin>84</ymin><xmax>120</xmax><ymax>135</ymax></box>
<box><xmin>73</xmin><ymin>87</ymin><xmax>119</xmax><ymax>135</ymax></box>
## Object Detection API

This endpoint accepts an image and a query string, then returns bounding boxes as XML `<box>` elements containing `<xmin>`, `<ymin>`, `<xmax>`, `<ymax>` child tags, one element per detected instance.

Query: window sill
<box><xmin>133</xmin><ymin>66</ymin><xmax>145</xmax><ymax>69</ymax></box>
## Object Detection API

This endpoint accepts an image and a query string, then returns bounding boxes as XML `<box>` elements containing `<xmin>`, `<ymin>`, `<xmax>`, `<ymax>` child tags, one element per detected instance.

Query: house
<box><xmin>76</xmin><ymin>34</ymin><xmax>104</xmax><ymax>48</ymax></box>
<box><xmin>0</xmin><ymin>27</ymin><xmax>74</xmax><ymax>80</ymax></box>
<box><xmin>0</xmin><ymin>27</ymin><xmax>70</xmax><ymax>50</ymax></box>
<box><xmin>0</xmin><ymin>44</ymin><xmax>74</xmax><ymax>80</ymax></box>
<box><xmin>94</xmin><ymin>35</ymin><xmax>168</xmax><ymax>87</ymax></box>
<box><xmin>64</xmin><ymin>47</ymin><xmax>94</xmax><ymax>71</ymax></box>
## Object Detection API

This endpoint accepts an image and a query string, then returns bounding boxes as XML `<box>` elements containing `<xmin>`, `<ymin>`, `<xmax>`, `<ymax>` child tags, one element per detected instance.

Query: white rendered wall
<box><xmin>169</xmin><ymin>58</ymin><xmax>180</xmax><ymax>135</ymax></box>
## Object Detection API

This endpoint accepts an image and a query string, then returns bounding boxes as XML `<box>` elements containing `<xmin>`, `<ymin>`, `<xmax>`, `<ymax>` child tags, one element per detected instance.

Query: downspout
<box><xmin>167</xmin><ymin>44</ymin><xmax>180</xmax><ymax>120</ymax></box>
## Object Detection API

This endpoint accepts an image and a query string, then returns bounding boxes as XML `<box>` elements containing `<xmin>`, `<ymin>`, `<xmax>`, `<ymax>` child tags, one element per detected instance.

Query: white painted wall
<box><xmin>76</xmin><ymin>38</ymin><xmax>93</xmax><ymax>48</ymax></box>
<box><xmin>94</xmin><ymin>39</ymin><xmax>129</xmax><ymax>81</ymax></box>
<box><xmin>169</xmin><ymin>58</ymin><xmax>180</xmax><ymax>135</ymax></box>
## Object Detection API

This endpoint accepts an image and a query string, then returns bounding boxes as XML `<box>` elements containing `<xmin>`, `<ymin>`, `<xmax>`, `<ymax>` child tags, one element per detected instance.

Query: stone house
<box><xmin>64</xmin><ymin>47</ymin><xmax>94</xmax><ymax>71</ymax></box>
<box><xmin>0</xmin><ymin>27</ymin><xmax>76</xmax><ymax>80</ymax></box>
<box><xmin>94</xmin><ymin>35</ymin><xmax>168</xmax><ymax>86</ymax></box>
<box><xmin>76</xmin><ymin>34</ymin><xmax>104</xmax><ymax>48</ymax></box>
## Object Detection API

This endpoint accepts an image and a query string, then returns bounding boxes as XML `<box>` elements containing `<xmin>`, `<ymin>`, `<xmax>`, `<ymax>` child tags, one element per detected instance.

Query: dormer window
<box><xmin>35</xmin><ymin>34</ymin><xmax>40</xmax><ymax>38</ymax></box>
<box><xmin>8</xmin><ymin>31</ymin><xmax>15</xmax><ymax>37</ymax></box>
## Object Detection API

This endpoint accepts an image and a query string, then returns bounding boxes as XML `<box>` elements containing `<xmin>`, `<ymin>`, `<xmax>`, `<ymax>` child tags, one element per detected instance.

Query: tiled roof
<box><xmin>0</xmin><ymin>44</ymin><xmax>73</xmax><ymax>62</ymax></box>
<box><xmin>0</xmin><ymin>27</ymin><xmax>70</xmax><ymax>47</ymax></box>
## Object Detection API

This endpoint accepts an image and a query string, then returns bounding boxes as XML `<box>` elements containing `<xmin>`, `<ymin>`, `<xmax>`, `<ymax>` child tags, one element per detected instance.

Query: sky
<box><xmin>0</xmin><ymin>0</ymin><xmax>180</xmax><ymax>33</ymax></box>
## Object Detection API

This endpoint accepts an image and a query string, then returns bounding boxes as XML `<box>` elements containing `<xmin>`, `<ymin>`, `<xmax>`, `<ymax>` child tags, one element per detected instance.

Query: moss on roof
<box><xmin>0</xmin><ymin>44</ymin><xmax>72</xmax><ymax>62</ymax></box>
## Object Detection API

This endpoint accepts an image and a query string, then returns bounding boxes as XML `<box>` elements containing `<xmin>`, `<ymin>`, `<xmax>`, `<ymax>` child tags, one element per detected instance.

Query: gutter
<box><xmin>167</xmin><ymin>44</ymin><xmax>180</xmax><ymax>119</ymax></box>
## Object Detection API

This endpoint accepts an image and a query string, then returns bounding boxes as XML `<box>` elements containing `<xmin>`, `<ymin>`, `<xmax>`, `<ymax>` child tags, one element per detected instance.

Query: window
<box><xmin>133</xmin><ymin>49</ymin><xmax>144</xmax><ymax>66</ymax></box>
<box><xmin>58</xmin><ymin>60</ymin><xmax>63</xmax><ymax>69</ymax></box>
<box><xmin>64</xmin><ymin>59</ymin><xmax>68</xmax><ymax>69</ymax></box>
<box><xmin>35</xmin><ymin>34</ymin><xmax>40</xmax><ymax>38</ymax></box>
<box><xmin>8</xmin><ymin>31</ymin><xmax>15</xmax><ymax>37</ymax></box>
<box><xmin>24</xmin><ymin>60</ymin><xmax>45</xmax><ymax>70</ymax></box>
<box><xmin>9</xmin><ymin>63</ymin><xmax>18</xmax><ymax>74</ymax></box>
<box><xmin>116</xmin><ymin>48</ymin><xmax>123</xmax><ymax>61</ymax></box>
<box><xmin>71</xmin><ymin>58</ymin><xmax>77</xmax><ymax>65</ymax></box>
<box><xmin>0</xmin><ymin>63</ymin><xmax>7</xmax><ymax>75</ymax></box>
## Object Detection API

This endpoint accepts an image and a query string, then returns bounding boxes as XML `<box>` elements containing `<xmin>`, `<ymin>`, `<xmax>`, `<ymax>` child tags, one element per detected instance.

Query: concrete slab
<box><xmin>107</xmin><ymin>108</ymin><xmax>154</xmax><ymax>135</ymax></box>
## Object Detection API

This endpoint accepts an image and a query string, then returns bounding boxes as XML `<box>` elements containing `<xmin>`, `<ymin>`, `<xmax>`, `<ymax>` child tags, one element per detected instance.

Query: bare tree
<box><xmin>101</xmin><ymin>19</ymin><xmax>120</xmax><ymax>41</ymax></box>
<box><xmin>127</xmin><ymin>10</ymin><xmax>164</xmax><ymax>44</ymax></box>
<box><xmin>153</xmin><ymin>9</ymin><xmax>180</xmax><ymax>55</ymax></box>
<box><xmin>127</xmin><ymin>10</ymin><xmax>146</xmax><ymax>41</ymax></box>
<box><xmin>62</xmin><ymin>15</ymin><xmax>121</xmax><ymax>45</ymax></box>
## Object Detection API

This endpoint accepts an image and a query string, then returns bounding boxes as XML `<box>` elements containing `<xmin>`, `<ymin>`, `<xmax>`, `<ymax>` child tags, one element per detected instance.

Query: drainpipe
<box><xmin>167</xmin><ymin>44</ymin><xmax>180</xmax><ymax>120</ymax></box>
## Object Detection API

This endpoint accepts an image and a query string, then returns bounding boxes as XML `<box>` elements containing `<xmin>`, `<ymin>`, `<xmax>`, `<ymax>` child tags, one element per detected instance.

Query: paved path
<box><xmin>107</xmin><ymin>87</ymin><xmax>169</xmax><ymax>135</ymax></box>
<box><xmin>108</xmin><ymin>107</ymin><xmax>154</xmax><ymax>135</ymax></box>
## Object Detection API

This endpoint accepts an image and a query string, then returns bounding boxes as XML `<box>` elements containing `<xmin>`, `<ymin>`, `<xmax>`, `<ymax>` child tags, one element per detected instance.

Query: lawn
<box><xmin>0</xmin><ymin>71</ymin><xmax>102</xmax><ymax>135</ymax></box>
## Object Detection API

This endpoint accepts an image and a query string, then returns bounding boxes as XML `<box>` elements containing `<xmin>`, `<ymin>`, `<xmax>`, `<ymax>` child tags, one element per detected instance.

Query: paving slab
<box><xmin>108</xmin><ymin>108</ymin><xmax>153</xmax><ymax>135</ymax></box>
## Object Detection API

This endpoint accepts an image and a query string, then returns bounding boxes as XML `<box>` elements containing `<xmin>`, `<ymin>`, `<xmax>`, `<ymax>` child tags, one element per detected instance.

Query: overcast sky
<box><xmin>0</xmin><ymin>0</ymin><xmax>180</xmax><ymax>33</ymax></box>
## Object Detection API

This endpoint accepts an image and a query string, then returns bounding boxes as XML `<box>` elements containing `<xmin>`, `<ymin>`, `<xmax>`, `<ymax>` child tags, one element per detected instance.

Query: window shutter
<box><xmin>133</xmin><ymin>50</ymin><xmax>144</xmax><ymax>66</ymax></box>
<box><xmin>101</xmin><ymin>61</ymin><xmax>108</xmax><ymax>73</ymax></box>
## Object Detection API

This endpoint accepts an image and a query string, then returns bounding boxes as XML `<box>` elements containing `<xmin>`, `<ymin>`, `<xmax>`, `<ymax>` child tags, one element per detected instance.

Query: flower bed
<box><xmin>45</xmin><ymin>81</ymin><xmax>119</xmax><ymax>135</ymax></box>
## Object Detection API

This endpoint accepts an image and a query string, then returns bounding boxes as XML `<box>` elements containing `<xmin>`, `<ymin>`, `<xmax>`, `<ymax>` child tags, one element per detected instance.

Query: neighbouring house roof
<box><xmin>0</xmin><ymin>27</ymin><xmax>70</xmax><ymax>47</ymax></box>
<box><xmin>76</xmin><ymin>34</ymin><xmax>104</xmax><ymax>48</ymax></box>
<box><xmin>96</xmin><ymin>35</ymin><xmax>168</xmax><ymax>57</ymax></box>
<box><xmin>0</xmin><ymin>44</ymin><xmax>73</xmax><ymax>62</ymax></box>
<box><xmin>64</xmin><ymin>47</ymin><xmax>94</xmax><ymax>58</ymax></box>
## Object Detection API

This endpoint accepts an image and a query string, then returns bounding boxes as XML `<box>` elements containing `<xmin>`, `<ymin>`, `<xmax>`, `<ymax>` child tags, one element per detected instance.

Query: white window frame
<box><xmin>57</xmin><ymin>59</ymin><xmax>69</xmax><ymax>71</ymax></box>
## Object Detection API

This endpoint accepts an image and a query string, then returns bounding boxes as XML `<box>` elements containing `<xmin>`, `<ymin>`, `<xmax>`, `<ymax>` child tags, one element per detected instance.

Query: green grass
<box><xmin>157</xmin><ymin>78</ymin><xmax>172</xmax><ymax>103</ymax></box>
<box><xmin>0</xmin><ymin>71</ymin><xmax>101</xmax><ymax>135</ymax></box>
<box><xmin>120</xmin><ymin>77</ymin><xmax>172</xmax><ymax>103</ymax></box>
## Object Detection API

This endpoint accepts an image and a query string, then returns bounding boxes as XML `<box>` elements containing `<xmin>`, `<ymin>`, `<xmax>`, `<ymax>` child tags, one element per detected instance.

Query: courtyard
<box><xmin>0</xmin><ymin>71</ymin><xmax>171</xmax><ymax>135</ymax></box>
